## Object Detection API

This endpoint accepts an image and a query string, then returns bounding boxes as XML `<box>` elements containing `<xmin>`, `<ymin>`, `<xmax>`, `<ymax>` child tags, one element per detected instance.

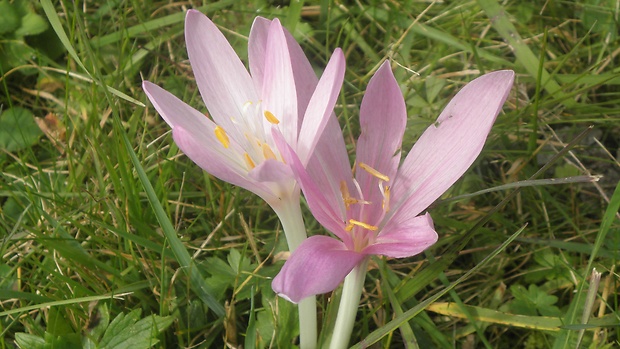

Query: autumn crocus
<box><xmin>142</xmin><ymin>10</ymin><xmax>345</xmax><ymax>349</ymax></box>
<box><xmin>273</xmin><ymin>62</ymin><xmax>513</xmax><ymax>347</ymax></box>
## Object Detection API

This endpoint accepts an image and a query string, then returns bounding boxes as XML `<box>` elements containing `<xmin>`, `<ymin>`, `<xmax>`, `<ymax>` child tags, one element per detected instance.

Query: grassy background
<box><xmin>1</xmin><ymin>0</ymin><xmax>619</xmax><ymax>348</ymax></box>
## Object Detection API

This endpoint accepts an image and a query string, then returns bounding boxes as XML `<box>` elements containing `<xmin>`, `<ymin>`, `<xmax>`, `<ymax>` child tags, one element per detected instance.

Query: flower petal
<box><xmin>365</xmin><ymin>213</ymin><xmax>438</xmax><ymax>258</ymax></box>
<box><xmin>272</xmin><ymin>235</ymin><xmax>364</xmax><ymax>303</ymax></box>
<box><xmin>274</xmin><ymin>129</ymin><xmax>352</xmax><ymax>245</ymax></box>
<box><xmin>143</xmin><ymin>81</ymin><xmax>215</xmax><ymax>133</ymax></box>
<box><xmin>260</xmin><ymin>19</ymin><xmax>298</xmax><ymax>148</ymax></box>
<box><xmin>248</xmin><ymin>159</ymin><xmax>293</xmax><ymax>183</ymax></box>
<box><xmin>296</xmin><ymin>48</ymin><xmax>345</xmax><ymax>164</ymax></box>
<box><xmin>248</xmin><ymin>17</ymin><xmax>318</xmax><ymax>120</ymax></box>
<box><xmin>248</xmin><ymin>17</ymin><xmax>271</xmax><ymax>94</ymax></box>
<box><xmin>172</xmin><ymin>127</ymin><xmax>275</xmax><ymax>202</ymax></box>
<box><xmin>185</xmin><ymin>10</ymin><xmax>260</xmax><ymax>142</ymax></box>
<box><xmin>355</xmin><ymin>61</ymin><xmax>407</xmax><ymax>224</ymax></box>
<box><xmin>143</xmin><ymin>81</ymin><xmax>275</xmax><ymax>200</ymax></box>
<box><xmin>306</xmin><ymin>115</ymin><xmax>354</xmax><ymax>233</ymax></box>
<box><xmin>390</xmin><ymin>70</ymin><xmax>514</xmax><ymax>223</ymax></box>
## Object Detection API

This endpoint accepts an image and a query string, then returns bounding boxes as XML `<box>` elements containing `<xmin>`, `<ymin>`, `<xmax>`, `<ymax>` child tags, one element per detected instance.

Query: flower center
<box><xmin>339</xmin><ymin>162</ymin><xmax>391</xmax><ymax>251</ymax></box>
<box><xmin>212</xmin><ymin>103</ymin><xmax>284</xmax><ymax>172</ymax></box>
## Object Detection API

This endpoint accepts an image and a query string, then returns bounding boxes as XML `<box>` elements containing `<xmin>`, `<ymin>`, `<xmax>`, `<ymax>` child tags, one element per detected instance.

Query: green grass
<box><xmin>1</xmin><ymin>0</ymin><xmax>619</xmax><ymax>348</ymax></box>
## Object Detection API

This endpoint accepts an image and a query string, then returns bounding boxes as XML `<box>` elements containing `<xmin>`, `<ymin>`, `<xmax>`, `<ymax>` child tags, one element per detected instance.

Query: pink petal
<box><xmin>296</xmin><ymin>48</ymin><xmax>345</xmax><ymax>164</ymax></box>
<box><xmin>389</xmin><ymin>70</ymin><xmax>514</xmax><ymax>223</ymax></box>
<box><xmin>260</xmin><ymin>19</ymin><xmax>298</xmax><ymax>148</ymax></box>
<box><xmin>173</xmin><ymin>127</ymin><xmax>275</xmax><ymax>202</ymax></box>
<box><xmin>286</xmin><ymin>36</ymin><xmax>321</xmax><ymax>123</ymax></box>
<box><xmin>184</xmin><ymin>10</ymin><xmax>260</xmax><ymax>142</ymax></box>
<box><xmin>272</xmin><ymin>236</ymin><xmax>364</xmax><ymax>303</ymax></box>
<box><xmin>143</xmin><ymin>81</ymin><xmax>216</xmax><ymax>133</ymax></box>
<box><xmin>248</xmin><ymin>159</ymin><xmax>293</xmax><ymax>183</ymax></box>
<box><xmin>306</xmin><ymin>114</ymin><xmax>354</xmax><ymax>233</ymax></box>
<box><xmin>248</xmin><ymin>17</ymin><xmax>318</xmax><ymax>120</ymax></box>
<box><xmin>364</xmin><ymin>213</ymin><xmax>438</xmax><ymax>258</ymax></box>
<box><xmin>273</xmin><ymin>129</ymin><xmax>353</xmax><ymax>246</ymax></box>
<box><xmin>248</xmin><ymin>17</ymin><xmax>271</xmax><ymax>94</ymax></box>
<box><xmin>143</xmin><ymin>81</ymin><xmax>275</xmax><ymax>201</ymax></box>
<box><xmin>355</xmin><ymin>61</ymin><xmax>407</xmax><ymax>224</ymax></box>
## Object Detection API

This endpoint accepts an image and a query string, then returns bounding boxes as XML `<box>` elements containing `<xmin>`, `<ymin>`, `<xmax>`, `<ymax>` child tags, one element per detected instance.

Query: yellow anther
<box><xmin>214</xmin><ymin>126</ymin><xmax>230</xmax><ymax>148</ymax></box>
<box><xmin>264</xmin><ymin>110</ymin><xmax>280</xmax><ymax>124</ymax></box>
<box><xmin>244</xmin><ymin>153</ymin><xmax>256</xmax><ymax>170</ymax></box>
<box><xmin>347</xmin><ymin>219</ymin><xmax>378</xmax><ymax>231</ymax></box>
<box><xmin>382</xmin><ymin>185</ymin><xmax>391</xmax><ymax>211</ymax></box>
<box><xmin>340</xmin><ymin>181</ymin><xmax>358</xmax><ymax>209</ymax></box>
<box><xmin>359</xmin><ymin>162</ymin><xmax>389</xmax><ymax>182</ymax></box>
<box><xmin>262</xmin><ymin>143</ymin><xmax>277</xmax><ymax>160</ymax></box>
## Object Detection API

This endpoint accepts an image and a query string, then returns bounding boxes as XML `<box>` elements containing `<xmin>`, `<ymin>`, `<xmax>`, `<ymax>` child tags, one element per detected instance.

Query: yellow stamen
<box><xmin>340</xmin><ymin>181</ymin><xmax>358</xmax><ymax>209</ymax></box>
<box><xmin>347</xmin><ymin>219</ymin><xmax>378</xmax><ymax>231</ymax></box>
<box><xmin>382</xmin><ymin>185</ymin><xmax>391</xmax><ymax>211</ymax></box>
<box><xmin>359</xmin><ymin>162</ymin><xmax>389</xmax><ymax>182</ymax></box>
<box><xmin>243</xmin><ymin>100</ymin><xmax>253</xmax><ymax>111</ymax></box>
<box><xmin>262</xmin><ymin>143</ymin><xmax>277</xmax><ymax>160</ymax></box>
<box><xmin>264</xmin><ymin>110</ymin><xmax>280</xmax><ymax>124</ymax></box>
<box><xmin>244</xmin><ymin>153</ymin><xmax>256</xmax><ymax>170</ymax></box>
<box><xmin>214</xmin><ymin>126</ymin><xmax>230</xmax><ymax>148</ymax></box>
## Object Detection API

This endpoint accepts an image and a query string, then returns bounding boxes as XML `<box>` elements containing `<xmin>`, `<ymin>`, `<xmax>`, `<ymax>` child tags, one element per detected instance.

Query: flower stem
<box><xmin>330</xmin><ymin>257</ymin><xmax>369</xmax><ymax>349</ymax></box>
<box><xmin>273</xmin><ymin>194</ymin><xmax>317</xmax><ymax>349</ymax></box>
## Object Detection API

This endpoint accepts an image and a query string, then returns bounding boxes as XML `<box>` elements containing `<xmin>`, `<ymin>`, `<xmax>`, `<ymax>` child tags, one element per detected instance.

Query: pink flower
<box><xmin>272</xmin><ymin>62</ymin><xmax>514</xmax><ymax>303</ymax></box>
<box><xmin>142</xmin><ymin>10</ymin><xmax>345</xmax><ymax>208</ymax></box>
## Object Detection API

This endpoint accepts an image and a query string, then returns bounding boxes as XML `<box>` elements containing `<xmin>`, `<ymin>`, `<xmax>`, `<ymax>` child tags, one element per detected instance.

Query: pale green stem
<box><xmin>273</xmin><ymin>195</ymin><xmax>317</xmax><ymax>349</ymax></box>
<box><xmin>330</xmin><ymin>257</ymin><xmax>369</xmax><ymax>349</ymax></box>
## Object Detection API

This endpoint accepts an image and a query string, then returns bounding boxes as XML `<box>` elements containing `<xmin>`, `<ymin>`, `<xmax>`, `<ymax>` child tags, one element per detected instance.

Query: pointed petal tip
<box><xmin>376</xmin><ymin>60</ymin><xmax>393</xmax><ymax>74</ymax></box>
<box><xmin>333</xmin><ymin>47</ymin><xmax>344</xmax><ymax>60</ymax></box>
<box><xmin>186</xmin><ymin>9</ymin><xmax>203</xmax><ymax>19</ymax></box>
<box><xmin>251</xmin><ymin>16</ymin><xmax>270</xmax><ymax>28</ymax></box>
<box><xmin>481</xmin><ymin>69</ymin><xmax>515</xmax><ymax>87</ymax></box>
<box><xmin>266</xmin><ymin>17</ymin><xmax>284</xmax><ymax>37</ymax></box>
<box><xmin>142</xmin><ymin>80</ymin><xmax>157</xmax><ymax>92</ymax></box>
<box><xmin>185</xmin><ymin>9</ymin><xmax>213</xmax><ymax>30</ymax></box>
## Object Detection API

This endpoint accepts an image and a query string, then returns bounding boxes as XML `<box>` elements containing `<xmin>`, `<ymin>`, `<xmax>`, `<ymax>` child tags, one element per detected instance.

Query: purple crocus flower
<box><xmin>272</xmin><ymin>62</ymin><xmax>514</xmax><ymax>303</ymax></box>
<box><xmin>142</xmin><ymin>10</ymin><xmax>345</xmax><ymax>212</ymax></box>
<box><xmin>142</xmin><ymin>11</ymin><xmax>345</xmax><ymax>348</ymax></box>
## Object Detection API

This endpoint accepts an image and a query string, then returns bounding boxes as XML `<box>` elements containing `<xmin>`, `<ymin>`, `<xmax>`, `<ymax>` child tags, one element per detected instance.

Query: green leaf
<box><xmin>87</xmin><ymin>303</ymin><xmax>111</xmax><ymax>343</ymax></box>
<box><xmin>509</xmin><ymin>284</ymin><xmax>561</xmax><ymax>317</ymax></box>
<box><xmin>47</xmin><ymin>307</ymin><xmax>74</xmax><ymax>336</ymax></box>
<box><xmin>15</xmin><ymin>12</ymin><xmax>48</xmax><ymax>37</ymax></box>
<box><xmin>98</xmin><ymin>309</ymin><xmax>174</xmax><ymax>349</ymax></box>
<box><xmin>0</xmin><ymin>0</ymin><xmax>19</xmax><ymax>34</ymax></box>
<box><xmin>0</xmin><ymin>107</ymin><xmax>42</xmax><ymax>152</ymax></box>
<box><xmin>228</xmin><ymin>248</ymin><xmax>254</xmax><ymax>275</ymax></box>
<box><xmin>14</xmin><ymin>332</ymin><xmax>82</xmax><ymax>349</ymax></box>
<box><xmin>0</xmin><ymin>40</ymin><xmax>40</xmax><ymax>74</ymax></box>
<box><xmin>14</xmin><ymin>333</ymin><xmax>46</xmax><ymax>349</ymax></box>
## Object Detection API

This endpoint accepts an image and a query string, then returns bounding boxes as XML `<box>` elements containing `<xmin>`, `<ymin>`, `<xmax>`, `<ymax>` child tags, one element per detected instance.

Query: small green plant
<box><xmin>0</xmin><ymin>0</ymin><xmax>62</xmax><ymax>75</ymax></box>
<box><xmin>14</xmin><ymin>305</ymin><xmax>173</xmax><ymax>349</ymax></box>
